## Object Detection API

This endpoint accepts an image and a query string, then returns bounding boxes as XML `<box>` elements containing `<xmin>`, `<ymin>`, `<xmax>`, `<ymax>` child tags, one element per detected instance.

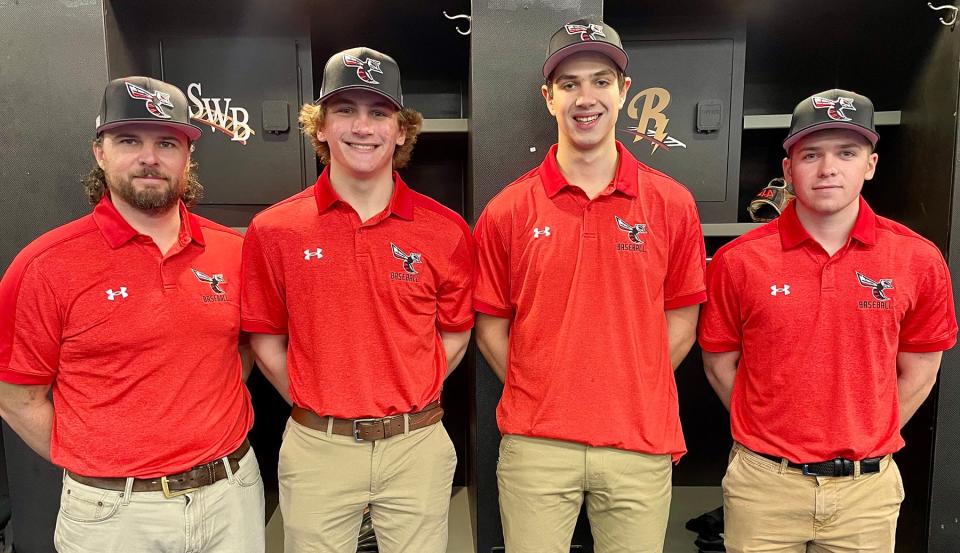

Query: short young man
<box><xmin>0</xmin><ymin>76</ymin><xmax>263</xmax><ymax>553</ymax></box>
<box><xmin>700</xmin><ymin>89</ymin><xmax>958</xmax><ymax>553</ymax></box>
<box><xmin>474</xmin><ymin>20</ymin><xmax>707</xmax><ymax>553</ymax></box>
<box><xmin>241</xmin><ymin>48</ymin><xmax>473</xmax><ymax>553</ymax></box>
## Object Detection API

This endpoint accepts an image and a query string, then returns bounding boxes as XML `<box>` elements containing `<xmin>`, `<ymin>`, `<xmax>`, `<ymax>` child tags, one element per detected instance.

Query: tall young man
<box><xmin>474</xmin><ymin>20</ymin><xmax>707</xmax><ymax>553</ymax></box>
<box><xmin>700</xmin><ymin>89</ymin><xmax>958</xmax><ymax>553</ymax></box>
<box><xmin>0</xmin><ymin>76</ymin><xmax>263</xmax><ymax>553</ymax></box>
<box><xmin>241</xmin><ymin>47</ymin><xmax>473</xmax><ymax>553</ymax></box>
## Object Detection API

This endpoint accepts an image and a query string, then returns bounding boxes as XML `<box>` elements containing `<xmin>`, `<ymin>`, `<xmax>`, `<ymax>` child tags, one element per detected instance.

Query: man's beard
<box><xmin>107</xmin><ymin>169</ymin><xmax>184</xmax><ymax>214</ymax></box>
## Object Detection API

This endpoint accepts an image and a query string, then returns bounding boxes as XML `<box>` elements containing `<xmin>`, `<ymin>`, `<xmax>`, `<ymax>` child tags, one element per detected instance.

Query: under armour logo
<box><xmin>105</xmin><ymin>287</ymin><xmax>128</xmax><ymax>301</ymax></box>
<box><xmin>770</xmin><ymin>284</ymin><xmax>790</xmax><ymax>296</ymax></box>
<box><xmin>533</xmin><ymin>227</ymin><xmax>551</xmax><ymax>239</ymax></box>
<box><xmin>304</xmin><ymin>248</ymin><xmax>323</xmax><ymax>260</ymax></box>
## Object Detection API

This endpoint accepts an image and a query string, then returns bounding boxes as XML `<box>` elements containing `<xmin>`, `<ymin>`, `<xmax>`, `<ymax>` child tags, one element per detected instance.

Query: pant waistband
<box><xmin>744</xmin><ymin>444</ymin><xmax>883</xmax><ymax>477</ymax></box>
<box><xmin>66</xmin><ymin>438</ymin><xmax>250</xmax><ymax>496</ymax></box>
<box><xmin>291</xmin><ymin>399</ymin><xmax>443</xmax><ymax>442</ymax></box>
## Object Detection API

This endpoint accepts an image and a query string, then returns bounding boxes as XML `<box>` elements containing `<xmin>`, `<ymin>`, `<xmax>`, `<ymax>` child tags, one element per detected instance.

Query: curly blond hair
<box><xmin>299</xmin><ymin>102</ymin><xmax>423</xmax><ymax>169</ymax></box>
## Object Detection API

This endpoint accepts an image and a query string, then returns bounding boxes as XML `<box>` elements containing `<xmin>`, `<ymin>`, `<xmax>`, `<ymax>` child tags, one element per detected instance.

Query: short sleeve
<box><xmin>437</xmin><ymin>231</ymin><xmax>475</xmax><ymax>332</ymax></box>
<box><xmin>473</xmin><ymin>208</ymin><xmax>513</xmax><ymax>318</ymax></box>
<box><xmin>698</xmin><ymin>249</ymin><xmax>744</xmax><ymax>353</ymax></box>
<box><xmin>0</xmin><ymin>256</ymin><xmax>62</xmax><ymax>385</ymax></box>
<box><xmin>240</xmin><ymin>222</ymin><xmax>289</xmax><ymax>334</ymax></box>
<box><xmin>664</xmin><ymin>191</ymin><xmax>707</xmax><ymax>309</ymax></box>
<box><xmin>899</xmin><ymin>251</ymin><xmax>957</xmax><ymax>352</ymax></box>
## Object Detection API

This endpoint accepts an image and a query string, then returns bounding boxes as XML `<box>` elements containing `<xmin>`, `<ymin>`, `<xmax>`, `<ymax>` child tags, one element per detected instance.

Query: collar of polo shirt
<box><xmin>312</xmin><ymin>166</ymin><xmax>415</xmax><ymax>221</ymax></box>
<box><xmin>777</xmin><ymin>196</ymin><xmax>878</xmax><ymax>250</ymax></box>
<box><xmin>538</xmin><ymin>141</ymin><xmax>639</xmax><ymax>198</ymax></box>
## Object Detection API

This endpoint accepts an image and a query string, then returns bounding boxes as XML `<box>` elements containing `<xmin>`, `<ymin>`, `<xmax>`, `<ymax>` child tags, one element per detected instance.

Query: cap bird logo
<box><xmin>343</xmin><ymin>55</ymin><xmax>384</xmax><ymax>85</ymax></box>
<box><xmin>812</xmin><ymin>96</ymin><xmax>856</xmax><ymax>122</ymax></box>
<box><xmin>856</xmin><ymin>271</ymin><xmax>893</xmax><ymax>301</ymax></box>
<box><xmin>125</xmin><ymin>82</ymin><xmax>174</xmax><ymax>119</ymax></box>
<box><xmin>565</xmin><ymin>23</ymin><xmax>605</xmax><ymax>41</ymax></box>
<box><xmin>391</xmin><ymin>243</ymin><xmax>422</xmax><ymax>274</ymax></box>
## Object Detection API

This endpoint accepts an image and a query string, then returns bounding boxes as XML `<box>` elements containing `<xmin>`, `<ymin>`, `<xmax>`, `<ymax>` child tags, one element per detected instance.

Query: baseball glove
<box><xmin>747</xmin><ymin>178</ymin><xmax>795</xmax><ymax>222</ymax></box>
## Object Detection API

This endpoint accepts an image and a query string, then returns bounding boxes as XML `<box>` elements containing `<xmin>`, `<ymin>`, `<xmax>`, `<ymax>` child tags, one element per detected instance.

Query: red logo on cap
<box><xmin>343</xmin><ymin>55</ymin><xmax>383</xmax><ymax>85</ymax></box>
<box><xmin>565</xmin><ymin>23</ymin><xmax>606</xmax><ymax>41</ymax></box>
<box><xmin>125</xmin><ymin>82</ymin><xmax>174</xmax><ymax>119</ymax></box>
<box><xmin>812</xmin><ymin>96</ymin><xmax>856</xmax><ymax>122</ymax></box>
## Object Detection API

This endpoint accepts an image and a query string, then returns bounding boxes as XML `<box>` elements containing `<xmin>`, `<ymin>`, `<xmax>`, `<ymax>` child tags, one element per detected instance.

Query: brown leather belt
<box><xmin>291</xmin><ymin>399</ymin><xmax>443</xmax><ymax>442</ymax></box>
<box><xmin>66</xmin><ymin>439</ymin><xmax>251</xmax><ymax>498</ymax></box>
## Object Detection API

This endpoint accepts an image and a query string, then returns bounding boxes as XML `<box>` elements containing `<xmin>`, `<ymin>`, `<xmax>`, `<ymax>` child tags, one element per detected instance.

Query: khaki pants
<box><xmin>497</xmin><ymin>434</ymin><xmax>672</xmax><ymax>553</ymax></box>
<box><xmin>279</xmin><ymin>417</ymin><xmax>457</xmax><ymax>553</ymax></box>
<box><xmin>54</xmin><ymin>447</ymin><xmax>266</xmax><ymax>553</ymax></box>
<box><xmin>723</xmin><ymin>444</ymin><xmax>905</xmax><ymax>553</ymax></box>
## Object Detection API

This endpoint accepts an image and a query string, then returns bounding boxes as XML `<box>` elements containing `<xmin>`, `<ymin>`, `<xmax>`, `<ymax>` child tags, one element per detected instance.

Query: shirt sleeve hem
<box><xmin>698</xmin><ymin>339</ymin><xmax>741</xmax><ymax>353</ymax></box>
<box><xmin>899</xmin><ymin>335</ymin><xmax>958</xmax><ymax>353</ymax></box>
<box><xmin>665</xmin><ymin>290</ymin><xmax>707</xmax><ymax>310</ymax></box>
<box><xmin>439</xmin><ymin>319</ymin><xmax>474</xmax><ymax>333</ymax></box>
<box><xmin>0</xmin><ymin>367</ymin><xmax>54</xmax><ymax>385</ymax></box>
<box><xmin>474</xmin><ymin>299</ymin><xmax>513</xmax><ymax>319</ymax></box>
<box><xmin>241</xmin><ymin>320</ymin><xmax>288</xmax><ymax>334</ymax></box>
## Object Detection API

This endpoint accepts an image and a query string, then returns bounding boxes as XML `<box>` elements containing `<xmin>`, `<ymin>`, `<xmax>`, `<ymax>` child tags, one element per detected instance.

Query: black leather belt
<box><xmin>754</xmin><ymin>449</ymin><xmax>882</xmax><ymax>477</ymax></box>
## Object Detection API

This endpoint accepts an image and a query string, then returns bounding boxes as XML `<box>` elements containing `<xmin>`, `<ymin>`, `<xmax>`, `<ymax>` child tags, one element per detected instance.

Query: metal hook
<box><xmin>928</xmin><ymin>2</ymin><xmax>958</xmax><ymax>26</ymax></box>
<box><xmin>443</xmin><ymin>11</ymin><xmax>471</xmax><ymax>35</ymax></box>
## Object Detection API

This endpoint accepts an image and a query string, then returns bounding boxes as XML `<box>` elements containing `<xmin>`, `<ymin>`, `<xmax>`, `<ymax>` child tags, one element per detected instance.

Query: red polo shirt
<box><xmin>0</xmin><ymin>196</ymin><xmax>253</xmax><ymax>478</ymax></box>
<box><xmin>474</xmin><ymin>142</ymin><xmax>706</xmax><ymax>459</ymax></box>
<box><xmin>241</xmin><ymin>168</ymin><xmax>473</xmax><ymax>419</ymax></box>
<box><xmin>699</xmin><ymin>198</ymin><xmax>957</xmax><ymax>462</ymax></box>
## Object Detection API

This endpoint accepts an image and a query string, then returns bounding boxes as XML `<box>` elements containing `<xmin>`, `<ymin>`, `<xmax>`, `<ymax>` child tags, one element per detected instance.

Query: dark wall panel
<box><xmin>924</xmin><ymin>21</ymin><xmax>960</xmax><ymax>553</ymax></box>
<box><xmin>470</xmin><ymin>2</ymin><xmax>602</xmax><ymax>551</ymax></box>
<box><xmin>0</xmin><ymin>1</ymin><xmax>108</xmax><ymax>552</ymax></box>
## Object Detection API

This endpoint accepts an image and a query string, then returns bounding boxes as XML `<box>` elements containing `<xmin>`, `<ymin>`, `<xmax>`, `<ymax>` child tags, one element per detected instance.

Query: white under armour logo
<box><xmin>770</xmin><ymin>284</ymin><xmax>790</xmax><ymax>296</ymax></box>
<box><xmin>533</xmin><ymin>227</ymin><xmax>551</xmax><ymax>239</ymax></box>
<box><xmin>105</xmin><ymin>287</ymin><xmax>128</xmax><ymax>301</ymax></box>
<box><xmin>304</xmin><ymin>248</ymin><xmax>323</xmax><ymax>260</ymax></box>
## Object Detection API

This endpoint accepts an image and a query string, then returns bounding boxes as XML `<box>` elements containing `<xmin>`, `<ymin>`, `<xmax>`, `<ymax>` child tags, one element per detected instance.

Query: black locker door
<box><xmin>161</xmin><ymin>37</ymin><xmax>307</xmax><ymax>205</ymax></box>
<box><xmin>618</xmin><ymin>37</ymin><xmax>744</xmax><ymax>223</ymax></box>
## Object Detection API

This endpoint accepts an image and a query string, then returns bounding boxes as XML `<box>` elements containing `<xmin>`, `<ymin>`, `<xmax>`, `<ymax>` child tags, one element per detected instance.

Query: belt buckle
<box><xmin>160</xmin><ymin>476</ymin><xmax>199</xmax><ymax>499</ymax></box>
<box><xmin>801</xmin><ymin>464</ymin><xmax>817</xmax><ymax>477</ymax></box>
<box><xmin>352</xmin><ymin>418</ymin><xmax>379</xmax><ymax>442</ymax></box>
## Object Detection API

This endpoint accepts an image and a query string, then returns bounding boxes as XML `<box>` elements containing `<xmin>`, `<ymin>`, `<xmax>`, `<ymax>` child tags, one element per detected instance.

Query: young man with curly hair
<box><xmin>241</xmin><ymin>47</ymin><xmax>473</xmax><ymax>553</ymax></box>
<box><xmin>0</xmin><ymin>76</ymin><xmax>263</xmax><ymax>552</ymax></box>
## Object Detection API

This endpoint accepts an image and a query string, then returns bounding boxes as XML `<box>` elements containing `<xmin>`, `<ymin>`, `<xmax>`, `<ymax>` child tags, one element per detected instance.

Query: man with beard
<box><xmin>0</xmin><ymin>76</ymin><xmax>263</xmax><ymax>553</ymax></box>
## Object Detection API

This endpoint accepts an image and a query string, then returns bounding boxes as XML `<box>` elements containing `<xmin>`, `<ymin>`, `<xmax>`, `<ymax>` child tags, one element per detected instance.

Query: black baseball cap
<box><xmin>543</xmin><ymin>18</ymin><xmax>628</xmax><ymax>79</ymax></box>
<box><xmin>783</xmin><ymin>89</ymin><xmax>878</xmax><ymax>152</ymax></box>
<box><xmin>95</xmin><ymin>76</ymin><xmax>202</xmax><ymax>141</ymax></box>
<box><xmin>316</xmin><ymin>47</ymin><xmax>404</xmax><ymax>109</ymax></box>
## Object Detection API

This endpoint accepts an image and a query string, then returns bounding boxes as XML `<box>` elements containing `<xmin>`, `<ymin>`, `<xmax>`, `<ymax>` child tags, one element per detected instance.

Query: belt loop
<box><xmin>326</xmin><ymin>416</ymin><xmax>334</xmax><ymax>437</ymax></box>
<box><xmin>403</xmin><ymin>413</ymin><xmax>410</xmax><ymax>435</ymax></box>
<box><xmin>853</xmin><ymin>460</ymin><xmax>862</xmax><ymax>479</ymax></box>
<box><xmin>779</xmin><ymin>458</ymin><xmax>788</xmax><ymax>474</ymax></box>
<box><xmin>223</xmin><ymin>456</ymin><xmax>236</xmax><ymax>484</ymax></box>
<box><xmin>121</xmin><ymin>477</ymin><xmax>134</xmax><ymax>505</ymax></box>
<box><xmin>62</xmin><ymin>469</ymin><xmax>67</xmax><ymax>484</ymax></box>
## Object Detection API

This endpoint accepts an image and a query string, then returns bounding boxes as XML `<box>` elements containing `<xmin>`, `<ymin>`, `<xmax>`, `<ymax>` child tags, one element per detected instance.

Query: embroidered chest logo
<box><xmin>856</xmin><ymin>271</ymin><xmax>893</xmax><ymax>310</ymax></box>
<box><xmin>770</xmin><ymin>284</ymin><xmax>790</xmax><ymax>296</ymax></box>
<box><xmin>192</xmin><ymin>268</ymin><xmax>228</xmax><ymax>303</ymax></box>
<box><xmin>615</xmin><ymin>216</ymin><xmax>647</xmax><ymax>252</ymax></box>
<box><xmin>533</xmin><ymin>227</ymin><xmax>551</xmax><ymax>239</ymax></box>
<box><xmin>304</xmin><ymin>248</ymin><xmax>324</xmax><ymax>260</ymax></box>
<box><xmin>105</xmin><ymin>287</ymin><xmax>128</xmax><ymax>301</ymax></box>
<box><xmin>390</xmin><ymin>243</ymin><xmax>422</xmax><ymax>282</ymax></box>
